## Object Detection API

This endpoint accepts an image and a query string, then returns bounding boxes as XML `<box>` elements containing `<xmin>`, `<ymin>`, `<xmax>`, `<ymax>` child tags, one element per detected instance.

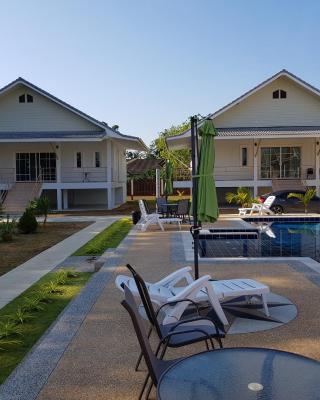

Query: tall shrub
<box><xmin>18</xmin><ymin>208</ymin><xmax>38</xmax><ymax>234</ymax></box>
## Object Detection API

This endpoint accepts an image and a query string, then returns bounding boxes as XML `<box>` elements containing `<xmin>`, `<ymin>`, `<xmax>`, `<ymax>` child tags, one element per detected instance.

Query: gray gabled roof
<box><xmin>166</xmin><ymin>69</ymin><xmax>320</xmax><ymax>149</ymax></box>
<box><xmin>0</xmin><ymin>131</ymin><xmax>105</xmax><ymax>142</ymax></box>
<box><xmin>0</xmin><ymin>77</ymin><xmax>147</xmax><ymax>150</ymax></box>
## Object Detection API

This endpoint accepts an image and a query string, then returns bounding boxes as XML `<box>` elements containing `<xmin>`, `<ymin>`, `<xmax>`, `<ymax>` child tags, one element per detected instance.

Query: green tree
<box><xmin>149</xmin><ymin>121</ymin><xmax>191</xmax><ymax>169</ymax></box>
<box><xmin>29</xmin><ymin>196</ymin><xmax>51</xmax><ymax>225</ymax></box>
<box><xmin>287</xmin><ymin>188</ymin><xmax>316</xmax><ymax>214</ymax></box>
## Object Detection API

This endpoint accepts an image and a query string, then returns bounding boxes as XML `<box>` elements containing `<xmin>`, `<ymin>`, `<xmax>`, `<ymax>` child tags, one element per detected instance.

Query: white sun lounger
<box><xmin>138</xmin><ymin>199</ymin><xmax>181</xmax><ymax>231</ymax></box>
<box><xmin>115</xmin><ymin>266</ymin><xmax>270</xmax><ymax>326</ymax></box>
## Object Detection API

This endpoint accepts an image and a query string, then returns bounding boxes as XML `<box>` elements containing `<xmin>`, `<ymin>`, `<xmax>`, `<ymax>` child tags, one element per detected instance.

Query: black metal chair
<box><xmin>174</xmin><ymin>199</ymin><xmax>191</xmax><ymax>223</ymax></box>
<box><xmin>121</xmin><ymin>284</ymin><xmax>214</xmax><ymax>400</ymax></box>
<box><xmin>307</xmin><ymin>168</ymin><xmax>314</xmax><ymax>179</ymax></box>
<box><xmin>142</xmin><ymin>199</ymin><xmax>151</xmax><ymax>214</ymax></box>
<box><xmin>125</xmin><ymin>264</ymin><xmax>224</xmax><ymax>372</ymax></box>
<box><xmin>156</xmin><ymin>197</ymin><xmax>167</xmax><ymax>216</ymax></box>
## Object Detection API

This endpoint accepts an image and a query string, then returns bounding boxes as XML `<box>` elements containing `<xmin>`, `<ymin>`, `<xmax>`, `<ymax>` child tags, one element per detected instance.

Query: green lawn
<box><xmin>0</xmin><ymin>271</ymin><xmax>92</xmax><ymax>384</ymax></box>
<box><xmin>73</xmin><ymin>217</ymin><xmax>132</xmax><ymax>256</ymax></box>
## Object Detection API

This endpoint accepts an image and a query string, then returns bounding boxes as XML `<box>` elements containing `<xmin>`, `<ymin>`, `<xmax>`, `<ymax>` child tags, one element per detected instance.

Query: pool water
<box><xmin>199</xmin><ymin>222</ymin><xmax>320</xmax><ymax>261</ymax></box>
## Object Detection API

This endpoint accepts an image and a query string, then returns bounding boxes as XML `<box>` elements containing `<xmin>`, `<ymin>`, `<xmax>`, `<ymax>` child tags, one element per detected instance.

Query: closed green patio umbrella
<box><xmin>197</xmin><ymin>120</ymin><xmax>219</xmax><ymax>223</ymax></box>
<box><xmin>164</xmin><ymin>160</ymin><xmax>173</xmax><ymax>196</ymax></box>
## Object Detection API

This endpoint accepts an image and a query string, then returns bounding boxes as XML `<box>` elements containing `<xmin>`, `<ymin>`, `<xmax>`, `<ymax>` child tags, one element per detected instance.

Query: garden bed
<box><xmin>0</xmin><ymin>269</ymin><xmax>92</xmax><ymax>384</ymax></box>
<box><xmin>0</xmin><ymin>222</ymin><xmax>91</xmax><ymax>276</ymax></box>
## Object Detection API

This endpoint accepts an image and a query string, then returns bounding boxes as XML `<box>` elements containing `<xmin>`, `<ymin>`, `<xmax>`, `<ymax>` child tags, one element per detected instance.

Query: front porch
<box><xmin>173</xmin><ymin>134</ymin><xmax>320</xmax><ymax>197</ymax></box>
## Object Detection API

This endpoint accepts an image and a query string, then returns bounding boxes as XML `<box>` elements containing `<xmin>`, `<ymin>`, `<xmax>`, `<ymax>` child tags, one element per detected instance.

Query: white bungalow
<box><xmin>167</xmin><ymin>70</ymin><xmax>320</xmax><ymax>201</ymax></box>
<box><xmin>0</xmin><ymin>77</ymin><xmax>146</xmax><ymax>212</ymax></box>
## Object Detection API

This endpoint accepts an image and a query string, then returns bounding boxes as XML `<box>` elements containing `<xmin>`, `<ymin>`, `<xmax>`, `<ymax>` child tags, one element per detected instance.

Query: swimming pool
<box><xmin>199</xmin><ymin>222</ymin><xmax>320</xmax><ymax>261</ymax></box>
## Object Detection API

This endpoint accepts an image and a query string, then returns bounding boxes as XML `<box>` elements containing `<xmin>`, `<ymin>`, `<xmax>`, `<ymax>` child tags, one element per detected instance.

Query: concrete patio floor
<box><xmin>2</xmin><ymin>224</ymin><xmax>320</xmax><ymax>399</ymax></box>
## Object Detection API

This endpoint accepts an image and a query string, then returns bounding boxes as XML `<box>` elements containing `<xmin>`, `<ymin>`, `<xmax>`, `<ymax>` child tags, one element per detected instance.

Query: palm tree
<box><xmin>225</xmin><ymin>187</ymin><xmax>256</xmax><ymax>208</ymax></box>
<box><xmin>287</xmin><ymin>188</ymin><xmax>316</xmax><ymax>214</ymax></box>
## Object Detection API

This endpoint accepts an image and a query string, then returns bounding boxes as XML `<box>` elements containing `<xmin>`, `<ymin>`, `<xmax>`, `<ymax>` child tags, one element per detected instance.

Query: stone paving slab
<box><xmin>0</xmin><ymin>216</ymin><xmax>119</xmax><ymax>309</ymax></box>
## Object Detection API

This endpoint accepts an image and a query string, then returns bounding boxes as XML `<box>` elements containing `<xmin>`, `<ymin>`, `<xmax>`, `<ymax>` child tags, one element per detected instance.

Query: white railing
<box><xmin>61</xmin><ymin>167</ymin><xmax>108</xmax><ymax>183</ymax></box>
<box><xmin>173</xmin><ymin>164</ymin><xmax>318</xmax><ymax>182</ymax></box>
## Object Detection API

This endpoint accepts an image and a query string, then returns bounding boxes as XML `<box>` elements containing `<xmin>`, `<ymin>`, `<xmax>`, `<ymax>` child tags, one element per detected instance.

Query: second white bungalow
<box><xmin>167</xmin><ymin>69</ymin><xmax>320</xmax><ymax>201</ymax></box>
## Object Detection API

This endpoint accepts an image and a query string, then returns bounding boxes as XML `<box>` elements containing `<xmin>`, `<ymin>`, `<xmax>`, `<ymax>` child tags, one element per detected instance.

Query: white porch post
<box><xmin>316</xmin><ymin>139</ymin><xmax>320</xmax><ymax>196</ymax></box>
<box><xmin>55</xmin><ymin>143</ymin><xmax>61</xmax><ymax>183</ymax></box>
<box><xmin>155</xmin><ymin>168</ymin><xmax>160</xmax><ymax>198</ymax></box>
<box><xmin>56</xmin><ymin>189</ymin><xmax>62</xmax><ymax>210</ymax></box>
<box><xmin>106</xmin><ymin>140</ymin><xmax>114</xmax><ymax>209</ymax></box>
<box><xmin>253</xmin><ymin>139</ymin><xmax>258</xmax><ymax>197</ymax></box>
<box><xmin>63</xmin><ymin>189</ymin><xmax>68</xmax><ymax>209</ymax></box>
<box><xmin>130</xmin><ymin>178</ymin><xmax>134</xmax><ymax>200</ymax></box>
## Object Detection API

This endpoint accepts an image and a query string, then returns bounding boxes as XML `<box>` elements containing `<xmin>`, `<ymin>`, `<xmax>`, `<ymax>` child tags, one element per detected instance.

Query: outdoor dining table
<box><xmin>157</xmin><ymin>347</ymin><xmax>320</xmax><ymax>400</ymax></box>
<box><xmin>162</xmin><ymin>203</ymin><xmax>178</xmax><ymax>217</ymax></box>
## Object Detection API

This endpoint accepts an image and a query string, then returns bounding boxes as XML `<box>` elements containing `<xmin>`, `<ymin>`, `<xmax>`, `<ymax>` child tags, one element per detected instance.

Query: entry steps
<box><xmin>3</xmin><ymin>182</ymin><xmax>42</xmax><ymax>215</ymax></box>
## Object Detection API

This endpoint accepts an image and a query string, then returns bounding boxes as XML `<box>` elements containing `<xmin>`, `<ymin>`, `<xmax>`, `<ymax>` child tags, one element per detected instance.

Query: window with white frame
<box><xmin>241</xmin><ymin>146</ymin><xmax>248</xmax><ymax>166</ymax></box>
<box><xmin>94</xmin><ymin>151</ymin><xmax>101</xmax><ymax>168</ymax></box>
<box><xmin>76</xmin><ymin>152</ymin><xmax>82</xmax><ymax>168</ymax></box>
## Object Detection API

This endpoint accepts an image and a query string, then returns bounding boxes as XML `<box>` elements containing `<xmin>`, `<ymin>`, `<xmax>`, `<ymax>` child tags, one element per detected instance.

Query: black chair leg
<box><xmin>205</xmin><ymin>339</ymin><xmax>209</xmax><ymax>350</ymax></box>
<box><xmin>135</xmin><ymin>326</ymin><xmax>153</xmax><ymax>371</ymax></box>
<box><xmin>145</xmin><ymin>380</ymin><xmax>154</xmax><ymax>400</ymax></box>
<box><xmin>139</xmin><ymin>373</ymin><xmax>150</xmax><ymax>400</ymax></box>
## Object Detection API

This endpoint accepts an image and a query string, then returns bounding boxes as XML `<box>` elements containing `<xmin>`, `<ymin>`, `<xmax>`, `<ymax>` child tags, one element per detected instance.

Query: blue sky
<box><xmin>1</xmin><ymin>0</ymin><xmax>320</xmax><ymax>145</ymax></box>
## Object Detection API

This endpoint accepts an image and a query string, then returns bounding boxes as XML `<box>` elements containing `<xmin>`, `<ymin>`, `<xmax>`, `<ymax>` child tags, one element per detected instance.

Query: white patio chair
<box><xmin>258</xmin><ymin>195</ymin><xmax>275</xmax><ymax>215</ymax></box>
<box><xmin>116</xmin><ymin>266</ymin><xmax>270</xmax><ymax>326</ymax></box>
<box><xmin>238</xmin><ymin>203</ymin><xmax>261</xmax><ymax>216</ymax></box>
<box><xmin>138</xmin><ymin>200</ymin><xmax>181</xmax><ymax>231</ymax></box>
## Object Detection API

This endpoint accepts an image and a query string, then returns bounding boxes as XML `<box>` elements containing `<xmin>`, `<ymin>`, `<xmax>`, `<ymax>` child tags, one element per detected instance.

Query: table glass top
<box><xmin>157</xmin><ymin>348</ymin><xmax>320</xmax><ymax>400</ymax></box>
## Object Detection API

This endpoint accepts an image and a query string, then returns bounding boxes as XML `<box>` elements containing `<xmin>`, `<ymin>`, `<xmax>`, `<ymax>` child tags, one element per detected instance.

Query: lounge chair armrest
<box><xmin>167</xmin><ymin>275</ymin><xmax>211</xmax><ymax>302</ymax></box>
<box><xmin>169</xmin><ymin>316</ymin><xmax>225</xmax><ymax>337</ymax></box>
<box><xmin>155</xmin><ymin>298</ymin><xmax>200</xmax><ymax>318</ymax></box>
<box><xmin>155</xmin><ymin>266</ymin><xmax>193</xmax><ymax>287</ymax></box>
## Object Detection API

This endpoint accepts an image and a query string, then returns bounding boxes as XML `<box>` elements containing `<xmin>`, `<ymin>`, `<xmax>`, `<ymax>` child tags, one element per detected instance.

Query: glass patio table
<box><xmin>157</xmin><ymin>348</ymin><xmax>320</xmax><ymax>400</ymax></box>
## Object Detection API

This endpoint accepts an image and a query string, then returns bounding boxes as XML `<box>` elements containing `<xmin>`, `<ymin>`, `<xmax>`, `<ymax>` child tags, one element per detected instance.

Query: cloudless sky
<box><xmin>1</xmin><ymin>0</ymin><xmax>320</xmax><ymax>145</ymax></box>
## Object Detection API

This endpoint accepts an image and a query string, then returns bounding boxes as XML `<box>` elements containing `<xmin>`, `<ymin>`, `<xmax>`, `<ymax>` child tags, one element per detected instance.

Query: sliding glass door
<box><xmin>16</xmin><ymin>153</ymin><xmax>56</xmax><ymax>182</ymax></box>
<box><xmin>260</xmin><ymin>147</ymin><xmax>301</xmax><ymax>179</ymax></box>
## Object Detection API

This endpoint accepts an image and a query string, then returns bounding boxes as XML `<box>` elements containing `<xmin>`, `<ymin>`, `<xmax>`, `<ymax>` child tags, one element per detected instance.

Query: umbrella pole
<box><xmin>191</xmin><ymin>115</ymin><xmax>200</xmax><ymax>280</ymax></box>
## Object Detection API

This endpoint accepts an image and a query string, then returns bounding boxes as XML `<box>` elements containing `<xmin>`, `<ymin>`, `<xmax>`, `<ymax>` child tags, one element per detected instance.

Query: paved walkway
<box><xmin>0</xmin><ymin>216</ymin><xmax>119</xmax><ymax>309</ymax></box>
<box><xmin>1</xmin><ymin>224</ymin><xmax>320</xmax><ymax>399</ymax></box>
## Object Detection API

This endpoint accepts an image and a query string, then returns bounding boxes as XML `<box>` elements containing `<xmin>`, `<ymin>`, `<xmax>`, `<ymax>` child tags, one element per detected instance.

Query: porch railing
<box><xmin>61</xmin><ymin>167</ymin><xmax>108</xmax><ymax>183</ymax></box>
<box><xmin>173</xmin><ymin>164</ymin><xmax>317</xmax><ymax>182</ymax></box>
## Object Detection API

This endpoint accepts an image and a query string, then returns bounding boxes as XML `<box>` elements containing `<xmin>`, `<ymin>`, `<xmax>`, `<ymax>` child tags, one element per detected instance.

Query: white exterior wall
<box><xmin>214</xmin><ymin>76</ymin><xmax>320</xmax><ymax>127</ymax></box>
<box><xmin>0</xmin><ymin>86</ymin><xmax>101</xmax><ymax>132</ymax></box>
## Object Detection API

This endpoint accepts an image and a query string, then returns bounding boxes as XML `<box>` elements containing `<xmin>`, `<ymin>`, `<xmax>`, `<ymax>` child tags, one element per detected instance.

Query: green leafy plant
<box><xmin>8</xmin><ymin>307</ymin><xmax>34</xmax><ymax>325</ymax></box>
<box><xmin>226</xmin><ymin>187</ymin><xmax>258</xmax><ymax>208</ymax></box>
<box><xmin>64</xmin><ymin>268</ymin><xmax>79</xmax><ymax>279</ymax></box>
<box><xmin>287</xmin><ymin>188</ymin><xmax>317</xmax><ymax>214</ymax></box>
<box><xmin>54</xmin><ymin>269</ymin><xmax>68</xmax><ymax>285</ymax></box>
<box><xmin>22</xmin><ymin>296</ymin><xmax>45</xmax><ymax>312</ymax></box>
<box><xmin>0</xmin><ymin>216</ymin><xmax>16</xmax><ymax>242</ymax></box>
<box><xmin>29</xmin><ymin>196</ymin><xmax>51</xmax><ymax>225</ymax></box>
<box><xmin>45</xmin><ymin>280</ymin><xmax>64</xmax><ymax>294</ymax></box>
<box><xmin>0</xmin><ymin>321</ymin><xmax>23</xmax><ymax>338</ymax></box>
<box><xmin>0</xmin><ymin>338</ymin><xmax>23</xmax><ymax>350</ymax></box>
<box><xmin>18</xmin><ymin>208</ymin><xmax>38</xmax><ymax>234</ymax></box>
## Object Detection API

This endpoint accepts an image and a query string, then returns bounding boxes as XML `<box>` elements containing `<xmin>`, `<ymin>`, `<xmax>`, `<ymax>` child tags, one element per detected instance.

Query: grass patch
<box><xmin>73</xmin><ymin>218</ymin><xmax>132</xmax><ymax>256</ymax></box>
<box><xmin>0</xmin><ymin>270</ymin><xmax>92</xmax><ymax>384</ymax></box>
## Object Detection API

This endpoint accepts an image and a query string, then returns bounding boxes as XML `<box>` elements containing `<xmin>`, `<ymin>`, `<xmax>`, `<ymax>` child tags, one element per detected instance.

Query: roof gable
<box><xmin>211</xmin><ymin>70</ymin><xmax>320</xmax><ymax>121</ymax></box>
<box><xmin>213</xmin><ymin>74</ymin><xmax>320</xmax><ymax>128</ymax></box>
